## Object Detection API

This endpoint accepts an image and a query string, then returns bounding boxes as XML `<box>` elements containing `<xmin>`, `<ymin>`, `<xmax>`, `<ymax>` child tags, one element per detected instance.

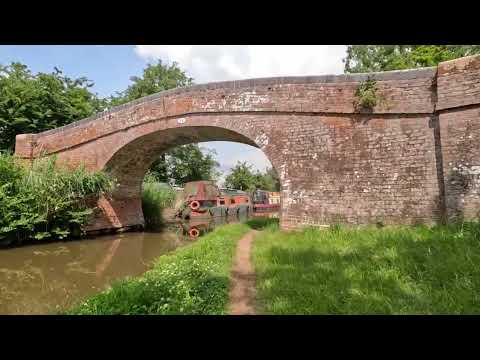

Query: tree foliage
<box><xmin>108</xmin><ymin>60</ymin><xmax>193</xmax><ymax>107</ymax></box>
<box><xmin>344</xmin><ymin>45</ymin><xmax>480</xmax><ymax>73</ymax></box>
<box><xmin>149</xmin><ymin>144</ymin><xmax>219</xmax><ymax>186</ymax></box>
<box><xmin>253</xmin><ymin>166</ymin><xmax>281</xmax><ymax>192</ymax></box>
<box><xmin>224</xmin><ymin>161</ymin><xmax>280</xmax><ymax>192</ymax></box>
<box><xmin>0</xmin><ymin>62</ymin><xmax>106</xmax><ymax>151</ymax></box>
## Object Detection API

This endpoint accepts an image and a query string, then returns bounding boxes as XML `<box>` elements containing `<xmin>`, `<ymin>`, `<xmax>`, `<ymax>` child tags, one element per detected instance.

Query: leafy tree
<box><xmin>257</xmin><ymin>167</ymin><xmax>281</xmax><ymax>192</ymax></box>
<box><xmin>224</xmin><ymin>161</ymin><xmax>256</xmax><ymax>191</ymax></box>
<box><xmin>108</xmin><ymin>60</ymin><xmax>193</xmax><ymax>107</ymax></box>
<box><xmin>149</xmin><ymin>144</ymin><xmax>219</xmax><ymax>186</ymax></box>
<box><xmin>224</xmin><ymin>162</ymin><xmax>280</xmax><ymax>192</ymax></box>
<box><xmin>0</xmin><ymin>62</ymin><xmax>106</xmax><ymax>151</ymax></box>
<box><xmin>344</xmin><ymin>45</ymin><xmax>480</xmax><ymax>73</ymax></box>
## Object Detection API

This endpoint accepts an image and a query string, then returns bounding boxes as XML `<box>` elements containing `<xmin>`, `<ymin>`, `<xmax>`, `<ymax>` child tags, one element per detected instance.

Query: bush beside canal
<box><xmin>141</xmin><ymin>173</ymin><xmax>177</xmax><ymax>230</ymax></box>
<box><xmin>0</xmin><ymin>152</ymin><xmax>113</xmax><ymax>245</ymax></box>
<box><xmin>253</xmin><ymin>221</ymin><xmax>480</xmax><ymax>314</ymax></box>
<box><xmin>67</xmin><ymin>223</ymin><xmax>251</xmax><ymax>315</ymax></box>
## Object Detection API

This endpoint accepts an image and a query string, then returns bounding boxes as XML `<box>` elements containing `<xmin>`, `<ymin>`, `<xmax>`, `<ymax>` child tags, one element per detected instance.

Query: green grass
<box><xmin>253</xmin><ymin>221</ymin><xmax>480</xmax><ymax>314</ymax></box>
<box><xmin>67</xmin><ymin>223</ymin><xmax>251</xmax><ymax>315</ymax></box>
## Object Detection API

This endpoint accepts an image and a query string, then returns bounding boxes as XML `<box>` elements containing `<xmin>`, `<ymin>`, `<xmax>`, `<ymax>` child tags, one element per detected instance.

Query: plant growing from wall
<box><xmin>354</xmin><ymin>78</ymin><xmax>378</xmax><ymax>111</ymax></box>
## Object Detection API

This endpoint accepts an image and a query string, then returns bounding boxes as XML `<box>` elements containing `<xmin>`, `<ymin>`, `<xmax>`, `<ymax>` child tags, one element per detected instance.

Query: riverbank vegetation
<box><xmin>67</xmin><ymin>222</ymin><xmax>252</xmax><ymax>315</ymax></box>
<box><xmin>141</xmin><ymin>173</ymin><xmax>177</xmax><ymax>230</ymax></box>
<box><xmin>253</xmin><ymin>221</ymin><xmax>480</xmax><ymax>314</ymax></box>
<box><xmin>0</xmin><ymin>153</ymin><xmax>113</xmax><ymax>245</ymax></box>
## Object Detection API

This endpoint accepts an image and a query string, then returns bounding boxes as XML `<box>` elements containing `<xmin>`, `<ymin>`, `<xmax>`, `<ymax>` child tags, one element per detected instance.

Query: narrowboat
<box><xmin>252</xmin><ymin>189</ymin><xmax>281</xmax><ymax>212</ymax></box>
<box><xmin>175</xmin><ymin>181</ymin><xmax>253</xmax><ymax>220</ymax></box>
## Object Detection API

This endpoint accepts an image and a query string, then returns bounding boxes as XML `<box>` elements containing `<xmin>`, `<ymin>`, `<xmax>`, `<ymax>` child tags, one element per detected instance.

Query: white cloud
<box><xmin>201</xmin><ymin>142</ymin><xmax>272</xmax><ymax>170</ymax></box>
<box><xmin>134</xmin><ymin>45</ymin><xmax>347</xmax><ymax>83</ymax></box>
<box><xmin>200</xmin><ymin>142</ymin><xmax>272</xmax><ymax>186</ymax></box>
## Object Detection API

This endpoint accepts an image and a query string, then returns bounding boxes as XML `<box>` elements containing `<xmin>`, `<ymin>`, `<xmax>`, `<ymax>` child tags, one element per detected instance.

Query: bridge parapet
<box><xmin>15</xmin><ymin>67</ymin><xmax>439</xmax><ymax>159</ymax></box>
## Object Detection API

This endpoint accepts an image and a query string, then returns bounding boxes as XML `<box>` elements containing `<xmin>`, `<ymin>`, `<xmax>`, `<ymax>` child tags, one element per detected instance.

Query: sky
<box><xmin>0</xmin><ymin>45</ymin><xmax>348</xmax><ymax>181</ymax></box>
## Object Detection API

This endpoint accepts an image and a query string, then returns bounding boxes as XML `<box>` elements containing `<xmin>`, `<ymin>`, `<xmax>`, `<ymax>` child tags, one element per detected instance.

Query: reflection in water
<box><xmin>0</xmin><ymin>213</ymin><xmax>274</xmax><ymax>315</ymax></box>
<box><xmin>0</xmin><ymin>231</ymin><xmax>187</xmax><ymax>315</ymax></box>
<box><xmin>172</xmin><ymin>211</ymin><xmax>252</xmax><ymax>239</ymax></box>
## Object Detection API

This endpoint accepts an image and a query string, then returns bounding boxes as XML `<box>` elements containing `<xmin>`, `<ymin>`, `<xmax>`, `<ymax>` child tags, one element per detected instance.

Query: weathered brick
<box><xmin>14</xmin><ymin>55</ymin><xmax>480</xmax><ymax>232</ymax></box>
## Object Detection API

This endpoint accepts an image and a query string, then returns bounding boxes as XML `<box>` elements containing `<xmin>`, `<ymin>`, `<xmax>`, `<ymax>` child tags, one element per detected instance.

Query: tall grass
<box><xmin>141</xmin><ymin>173</ymin><xmax>176</xmax><ymax>230</ymax></box>
<box><xmin>0</xmin><ymin>152</ymin><xmax>113</xmax><ymax>245</ymax></box>
<box><xmin>253</xmin><ymin>221</ymin><xmax>480</xmax><ymax>314</ymax></box>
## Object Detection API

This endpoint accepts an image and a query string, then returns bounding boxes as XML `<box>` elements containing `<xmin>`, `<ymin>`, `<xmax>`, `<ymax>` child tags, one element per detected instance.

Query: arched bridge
<box><xmin>15</xmin><ymin>55</ymin><xmax>480</xmax><ymax>232</ymax></box>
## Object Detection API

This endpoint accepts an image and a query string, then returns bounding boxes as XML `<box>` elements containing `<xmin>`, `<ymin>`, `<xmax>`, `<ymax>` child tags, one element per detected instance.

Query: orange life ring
<box><xmin>188</xmin><ymin>228</ymin><xmax>200</xmax><ymax>238</ymax></box>
<box><xmin>190</xmin><ymin>201</ymin><xmax>200</xmax><ymax>210</ymax></box>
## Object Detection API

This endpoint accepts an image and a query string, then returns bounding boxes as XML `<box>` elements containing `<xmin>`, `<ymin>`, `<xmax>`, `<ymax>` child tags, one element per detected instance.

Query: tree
<box><xmin>108</xmin><ymin>60</ymin><xmax>193</xmax><ymax>106</ymax></box>
<box><xmin>0</xmin><ymin>62</ymin><xmax>106</xmax><ymax>151</ymax></box>
<box><xmin>258</xmin><ymin>167</ymin><xmax>281</xmax><ymax>191</ymax></box>
<box><xmin>224</xmin><ymin>161</ymin><xmax>256</xmax><ymax>191</ymax></box>
<box><xmin>224</xmin><ymin>162</ymin><xmax>281</xmax><ymax>192</ymax></box>
<box><xmin>149</xmin><ymin>144</ymin><xmax>219</xmax><ymax>186</ymax></box>
<box><xmin>344</xmin><ymin>45</ymin><xmax>480</xmax><ymax>73</ymax></box>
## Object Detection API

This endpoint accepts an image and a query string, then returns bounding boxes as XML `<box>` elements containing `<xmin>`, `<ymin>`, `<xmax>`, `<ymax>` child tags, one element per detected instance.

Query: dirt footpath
<box><xmin>228</xmin><ymin>230</ymin><xmax>258</xmax><ymax>315</ymax></box>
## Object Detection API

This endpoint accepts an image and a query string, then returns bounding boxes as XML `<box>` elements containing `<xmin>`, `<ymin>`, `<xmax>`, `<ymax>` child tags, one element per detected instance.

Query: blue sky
<box><xmin>0</xmin><ymin>45</ymin><xmax>347</xmax><ymax>184</ymax></box>
<box><xmin>0</xmin><ymin>45</ymin><xmax>143</xmax><ymax>97</ymax></box>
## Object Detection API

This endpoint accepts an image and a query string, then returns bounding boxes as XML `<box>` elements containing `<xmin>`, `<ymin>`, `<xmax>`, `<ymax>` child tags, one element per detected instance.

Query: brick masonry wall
<box><xmin>439</xmin><ymin>107</ymin><xmax>480</xmax><ymax>220</ymax></box>
<box><xmin>437</xmin><ymin>55</ymin><xmax>480</xmax><ymax>221</ymax></box>
<box><xmin>14</xmin><ymin>55</ymin><xmax>480</xmax><ymax>232</ymax></box>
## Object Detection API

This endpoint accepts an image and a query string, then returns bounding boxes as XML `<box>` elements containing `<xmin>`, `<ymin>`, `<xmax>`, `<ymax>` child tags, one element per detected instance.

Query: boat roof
<box><xmin>220</xmin><ymin>188</ymin><xmax>248</xmax><ymax>195</ymax></box>
<box><xmin>184</xmin><ymin>180</ymin><xmax>216</xmax><ymax>185</ymax></box>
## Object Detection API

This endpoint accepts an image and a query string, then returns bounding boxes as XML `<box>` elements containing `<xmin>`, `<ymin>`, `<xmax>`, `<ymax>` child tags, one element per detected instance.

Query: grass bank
<box><xmin>67</xmin><ymin>222</ymin><xmax>251</xmax><ymax>315</ymax></box>
<box><xmin>253</xmin><ymin>221</ymin><xmax>480</xmax><ymax>314</ymax></box>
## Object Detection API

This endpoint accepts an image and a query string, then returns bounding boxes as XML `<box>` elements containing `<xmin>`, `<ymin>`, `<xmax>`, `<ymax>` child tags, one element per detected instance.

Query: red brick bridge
<box><xmin>15</xmin><ymin>55</ymin><xmax>480</xmax><ymax>232</ymax></box>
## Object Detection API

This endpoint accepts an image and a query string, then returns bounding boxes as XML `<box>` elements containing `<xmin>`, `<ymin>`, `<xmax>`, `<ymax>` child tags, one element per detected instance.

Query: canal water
<box><xmin>0</xmin><ymin>212</ymin><xmax>275</xmax><ymax>315</ymax></box>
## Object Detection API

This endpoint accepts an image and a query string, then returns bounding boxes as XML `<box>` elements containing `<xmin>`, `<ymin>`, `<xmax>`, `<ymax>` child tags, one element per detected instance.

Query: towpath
<box><xmin>228</xmin><ymin>230</ymin><xmax>258</xmax><ymax>315</ymax></box>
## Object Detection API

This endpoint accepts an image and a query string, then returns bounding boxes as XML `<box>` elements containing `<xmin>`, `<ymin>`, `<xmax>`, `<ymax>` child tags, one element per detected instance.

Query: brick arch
<box><xmin>14</xmin><ymin>55</ymin><xmax>480</xmax><ymax>231</ymax></box>
<box><xmin>98</xmin><ymin>123</ymin><xmax>281</xmax><ymax>231</ymax></box>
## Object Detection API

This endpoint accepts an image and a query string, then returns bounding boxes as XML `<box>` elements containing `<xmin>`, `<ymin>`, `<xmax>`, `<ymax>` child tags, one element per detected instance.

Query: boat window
<box><xmin>219</xmin><ymin>199</ymin><xmax>225</xmax><ymax>205</ymax></box>
<box><xmin>231</xmin><ymin>199</ymin><xmax>236</xmax><ymax>204</ymax></box>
